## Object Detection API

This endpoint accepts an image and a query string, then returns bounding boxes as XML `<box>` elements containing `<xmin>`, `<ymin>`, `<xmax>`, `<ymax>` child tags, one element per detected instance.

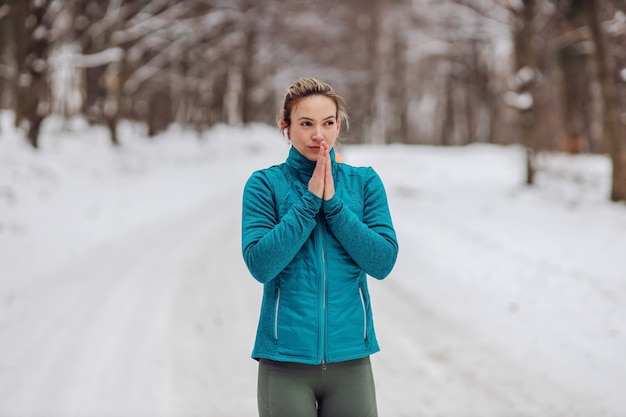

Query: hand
<box><xmin>308</xmin><ymin>144</ymin><xmax>326</xmax><ymax>198</ymax></box>
<box><xmin>308</xmin><ymin>142</ymin><xmax>335</xmax><ymax>200</ymax></box>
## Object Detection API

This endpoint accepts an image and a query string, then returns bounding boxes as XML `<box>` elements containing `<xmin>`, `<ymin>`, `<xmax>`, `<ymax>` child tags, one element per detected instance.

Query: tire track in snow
<box><xmin>167</xmin><ymin>194</ymin><xmax>259</xmax><ymax>416</ymax></box>
<box><xmin>371</xmin><ymin>274</ymin><xmax>610</xmax><ymax>417</ymax></box>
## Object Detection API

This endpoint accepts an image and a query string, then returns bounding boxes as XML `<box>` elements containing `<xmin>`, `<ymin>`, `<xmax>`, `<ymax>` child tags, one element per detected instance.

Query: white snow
<box><xmin>1</xmin><ymin>111</ymin><xmax>625</xmax><ymax>416</ymax></box>
<box><xmin>504</xmin><ymin>91</ymin><xmax>533</xmax><ymax>111</ymax></box>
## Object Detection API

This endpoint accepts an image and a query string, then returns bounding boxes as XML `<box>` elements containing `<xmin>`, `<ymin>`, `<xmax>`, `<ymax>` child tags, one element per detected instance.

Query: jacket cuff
<box><xmin>322</xmin><ymin>194</ymin><xmax>342</xmax><ymax>217</ymax></box>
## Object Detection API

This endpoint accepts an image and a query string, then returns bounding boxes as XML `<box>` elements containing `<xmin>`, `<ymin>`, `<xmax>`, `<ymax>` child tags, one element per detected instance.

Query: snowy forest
<box><xmin>0</xmin><ymin>0</ymin><xmax>625</xmax><ymax>200</ymax></box>
<box><xmin>2</xmin><ymin>2</ymin><xmax>626</xmax><ymax>415</ymax></box>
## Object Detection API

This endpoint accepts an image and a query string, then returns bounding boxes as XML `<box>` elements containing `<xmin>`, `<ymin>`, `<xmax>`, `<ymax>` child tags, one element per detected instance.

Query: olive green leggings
<box><xmin>257</xmin><ymin>356</ymin><xmax>378</xmax><ymax>417</ymax></box>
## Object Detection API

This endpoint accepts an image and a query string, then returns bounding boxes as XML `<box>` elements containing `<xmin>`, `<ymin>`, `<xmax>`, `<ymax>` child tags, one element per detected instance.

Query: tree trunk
<box><xmin>558</xmin><ymin>43</ymin><xmax>592</xmax><ymax>153</ymax></box>
<box><xmin>241</xmin><ymin>27</ymin><xmax>256</xmax><ymax>125</ymax></box>
<box><xmin>463</xmin><ymin>83</ymin><xmax>476</xmax><ymax>145</ymax></box>
<box><xmin>440</xmin><ymin>74</ymin><xmax>454</xmax><ymax>146</ymax></box>
<box><xmin>388</xmin><ymin>31</ymin><xmax>408</xmax><ymax>144</ymax></box>
<box><xmin>10</xmin><ymin>0</ymin><xmax>50</xmax><ymax>148</ymax></box>
<box><xmin>147</xmin><ymin>91</ymin><xmax>170</xmax><ymax>137</ymax></box>
<box><xmin>224</xmin><ymin>60</ymin><xmax>244</xmax><ymax>126</ymax></box>
<box><xmin>369</xmin><ymin>0</ymin><xmax>391</xmax><ymax>144</ymax></box>
<box><xmin>0</xmin><ymin>0</ymin><xmax>11</xmax><ymax>119</ymax></box>
<box><xmin>556</xmin><ymin>0</ymin><xmax>594</xmax><ymax>154</ymax></box>
<box><xmin>515</xmin><ymin>0</ymin><xmax>538</xmax><ymax>185</ymax></box>
<box><xmin>104</xmin><ymin>62</ymin><xmax>121</xmax><ymax>146</ymax></box>
<box><xmin>584</xmin><ymin>1</ymin><xmax>625</xmax><ymax>202</ymax></box>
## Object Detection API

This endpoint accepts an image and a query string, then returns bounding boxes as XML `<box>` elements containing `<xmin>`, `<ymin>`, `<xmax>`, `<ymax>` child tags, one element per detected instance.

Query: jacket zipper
<box><xmin>318</xmin><ymin>217</ymin><xmax>328</xmax><ymax>370</ymax></box>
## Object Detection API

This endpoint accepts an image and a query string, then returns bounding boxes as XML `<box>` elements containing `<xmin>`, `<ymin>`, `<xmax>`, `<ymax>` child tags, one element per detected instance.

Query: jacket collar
<box><xmin>286</xmin><ymin>146</ymin><xmax>336</xmax><ymax>183</ymax></box>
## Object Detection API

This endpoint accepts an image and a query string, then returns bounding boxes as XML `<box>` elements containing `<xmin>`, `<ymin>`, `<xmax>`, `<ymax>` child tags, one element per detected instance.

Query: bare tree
<box><xmin>583</xmin><ymin>0</ymin><xmax>625</xmax><ymax>202</ymax></box>
<box><xmin>0</xmin><ymin>2</ymin><xmax>12</xmax><ymax>117</ymax></box>
<box><xmin>551</xmin><ymin>1</ymin><xmax>595</xmax><ymax>153</ymax></box>
<box><xmin>399</xmin><ymin>1</ymin><xmax>514</xmax><ymax>146</ymax></box>
<box><xmin>369</xmin><ymin>0</ymin><xmax>393</xmax><ymax>145</ymax></box>
<box><xmin>509</xmin><ymin>0</ymin><xmax>539</xmax><ymax>185</ymax></box>
<box><xmin>9</xmin><ymin>0</ymin><xmax>53</xmax><ymax>148</ymax></box>
<box><xmin>60</xmin><ymin>1</ymin><xmax>251</xmax><ymax>141</ymax></box>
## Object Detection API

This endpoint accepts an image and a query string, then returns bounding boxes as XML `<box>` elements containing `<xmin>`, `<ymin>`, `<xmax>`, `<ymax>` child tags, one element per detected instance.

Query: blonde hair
<box><xmin>277</xmin><ymin>78</ymin><xmax>349</xmax><ymax>133</ymax></box>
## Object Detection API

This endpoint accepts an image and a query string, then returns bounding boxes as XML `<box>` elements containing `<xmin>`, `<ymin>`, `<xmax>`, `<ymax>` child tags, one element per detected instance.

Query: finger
<box><xmin>315</xmin><ymin>144</ymin><xmax>327</xmax><ymax>178</ymax></box>
<box><xmin>315</xmin><ymin>152</ymin><xmax>326</xmax><ymax>175</ymax></box>
<box><xmin>323</xmin><ymin>146</ymin><xmax>335</xmax><ymax>200</ymax></box>
<box><xmin>319</xmin><ymin>142</ymin><xmax>326</xmax><ymax>157</ymax></box>
<box><xmin>309</xmin><ymin>153</ymin><xmax>326</xmax><ymax>198</ymax></box>
<box><xmin>325</xmin><ymin>153</ymin><xmax>332</xmax><ymax>182</ymax></box>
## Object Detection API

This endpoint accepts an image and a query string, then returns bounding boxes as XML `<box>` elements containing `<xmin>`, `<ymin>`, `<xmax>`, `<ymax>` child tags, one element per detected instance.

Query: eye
<box><xmin>301</xmin><ymin>121</ymin><xmax>312</xmax><ymax>127</ymax></box>
<box><xmin>325</xmin><ymin>120</ymin><xmax>335</xmax><ymax>126</ymax></box>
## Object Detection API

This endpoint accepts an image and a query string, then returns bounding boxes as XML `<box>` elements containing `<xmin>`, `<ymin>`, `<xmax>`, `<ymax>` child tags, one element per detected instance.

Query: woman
<box><xmin>241</xmin><ymin>77</ymin><xmax>398</xmax><ymax>417</ymax></box>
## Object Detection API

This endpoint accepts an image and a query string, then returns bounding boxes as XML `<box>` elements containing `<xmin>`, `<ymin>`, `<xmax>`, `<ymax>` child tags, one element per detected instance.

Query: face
<box><xmin>283</xmin><ymin>95</ymin><xmax>340</xmax><ymax>161</ymax></box>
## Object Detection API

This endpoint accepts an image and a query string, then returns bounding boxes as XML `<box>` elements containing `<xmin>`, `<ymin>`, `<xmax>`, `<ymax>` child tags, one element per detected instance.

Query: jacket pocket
<box><xmin>359</xmin><ymin>286</ymin><xmax>367</xmax><ymax>340</ymax></box>
<box><xmin>274</xmin><ymin>287</ymin><xmax>280</xmax><ymax>340</ymax></box>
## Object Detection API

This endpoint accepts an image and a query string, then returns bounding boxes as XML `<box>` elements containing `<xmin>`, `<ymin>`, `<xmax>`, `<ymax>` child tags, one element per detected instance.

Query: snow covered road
<box><xmin>1</xmin><ymin>187</ymin><xmax>609</xmax><ymax>417</ymax></box>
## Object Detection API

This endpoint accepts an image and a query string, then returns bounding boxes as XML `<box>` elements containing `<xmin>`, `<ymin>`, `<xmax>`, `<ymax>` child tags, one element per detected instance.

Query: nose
<box><xmin>312</xmin><ymin>126</ymin><xmax>324</xmax><ymax>142</ymax></box>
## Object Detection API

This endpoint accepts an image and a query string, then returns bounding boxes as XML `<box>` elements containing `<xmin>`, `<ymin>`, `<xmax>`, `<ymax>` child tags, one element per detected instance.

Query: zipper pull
<box><xmin>321</xmin><ymin>359</ymin><xmax>327</xmax><ymax>371</ymax></box>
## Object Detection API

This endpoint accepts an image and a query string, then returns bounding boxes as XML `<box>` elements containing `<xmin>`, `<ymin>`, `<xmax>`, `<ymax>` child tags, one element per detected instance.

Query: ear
<box><xmin>280</xmin><ymin>121</ymin><xmax>289</xmax><ymax>138</ymax></box>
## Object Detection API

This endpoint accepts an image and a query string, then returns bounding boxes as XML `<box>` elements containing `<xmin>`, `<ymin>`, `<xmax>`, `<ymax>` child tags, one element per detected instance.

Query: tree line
<box><xmin>0</xmin><ymin>0</ymin><xmax>624</xmax><ymax>200</ymax></box>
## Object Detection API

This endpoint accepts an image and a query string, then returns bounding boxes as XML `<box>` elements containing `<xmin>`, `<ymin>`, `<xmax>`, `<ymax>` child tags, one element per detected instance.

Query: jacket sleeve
<box><xmin>242</xmin><ymin>170</ymin><xmax>322</xmax><ymax>284</ymax></box>
<box><xmin>323</xmin><ymin>167</ymin><xmax>398</xmax><ymax>279</ymax></box>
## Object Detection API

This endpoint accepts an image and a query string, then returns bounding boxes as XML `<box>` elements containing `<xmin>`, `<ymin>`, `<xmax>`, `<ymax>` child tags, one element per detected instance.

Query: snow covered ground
<box><xmin>1</xmin><ymin>112</ymin><xmax>625</xmax><ymax>417</ymax></box>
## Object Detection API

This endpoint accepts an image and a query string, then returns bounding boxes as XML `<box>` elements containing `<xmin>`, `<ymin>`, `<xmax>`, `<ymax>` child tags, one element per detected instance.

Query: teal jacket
<box><xmin>241</xmin><ymin>146</ymin><xmax>398</xmax><ymax>365</ymax></box>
